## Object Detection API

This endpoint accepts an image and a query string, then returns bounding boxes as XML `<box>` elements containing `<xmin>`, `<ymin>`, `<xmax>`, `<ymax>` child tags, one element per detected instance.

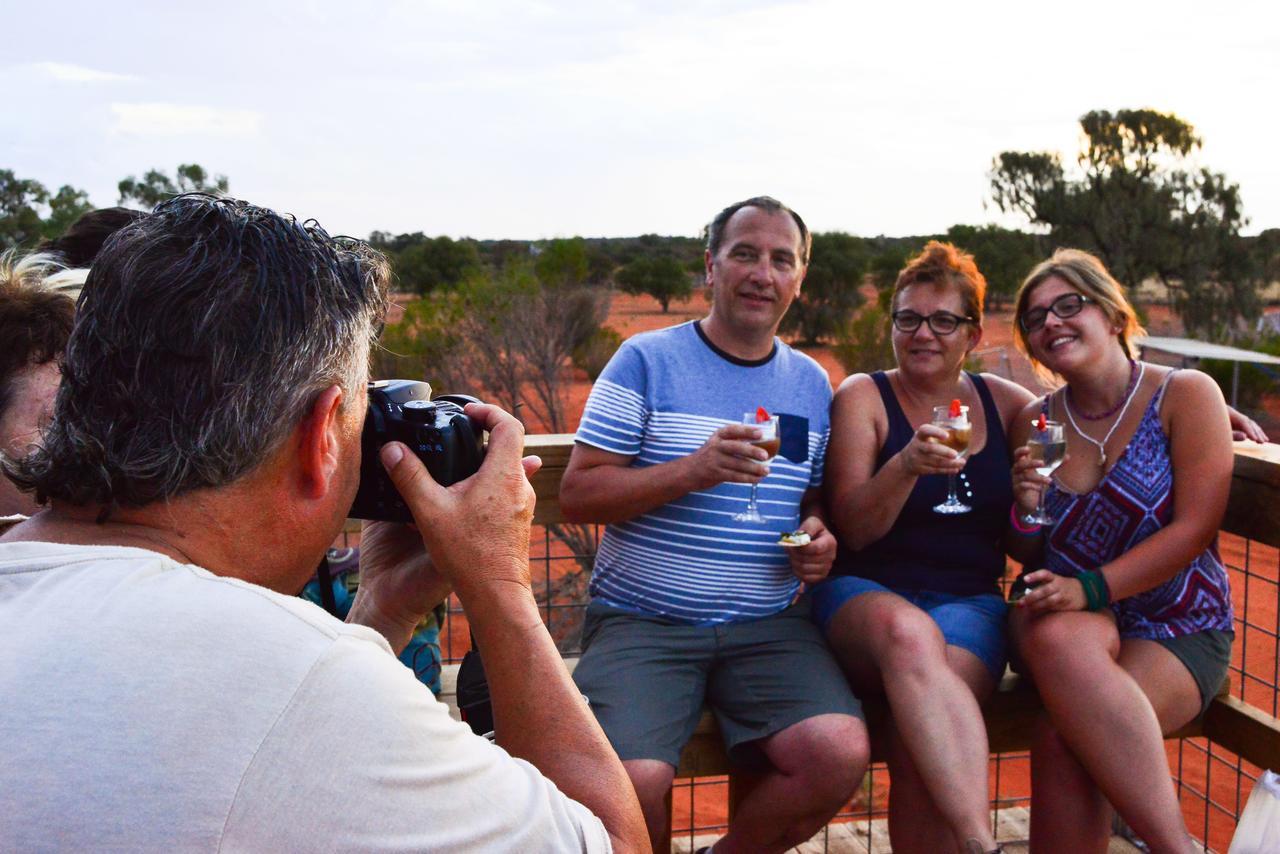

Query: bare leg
<box><xmin>1027</xmin><ymin>712</ymin><xmax>1111</xmax><ymax>854</ymax></box>
<box><xmin>885</xmin><ymin>646</ymin><xmax>998</xmax><ymax>854</ymax></box>
<box><xmin>622</xmin><ymin>759</ymin><xmax>675</xmax><ymax>854</ymax></box>
<box><xmin>714</xmin><ymin>713</ymin><xmax>868</xmax><ymax>854</ymax></box>
<box><xmin>828</xmin><ymin>592</ymin><xmax>998</xmax><ymax>851</ymax></box>
<box><xmin>1013</xmin><ymin>610</ymin><xmax>1199</xmax><ymax>854</ymax></box>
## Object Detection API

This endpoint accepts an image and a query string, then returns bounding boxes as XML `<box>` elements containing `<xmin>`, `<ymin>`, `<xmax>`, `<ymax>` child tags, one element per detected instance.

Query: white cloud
<box><xmin>110</xmin><ymin>103</ymin><xmax>262</xmax><ymax>137</ymax></box>
<box><xmin>34</xmin><ymin>61</ymin><xmax>136</xmax><ymax>83</ymax></box>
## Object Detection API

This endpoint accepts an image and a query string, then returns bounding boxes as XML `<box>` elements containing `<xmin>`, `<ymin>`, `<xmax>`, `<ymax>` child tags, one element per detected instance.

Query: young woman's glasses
<box><xmin>891</xmin><ymin>310</ymin><xmax>974</xmax><ymax>335</ymax></box>
<box><xmin>1020</xmin><ymin>293</ymin><xmax>1093</xmax><ymax>332</ymax></box>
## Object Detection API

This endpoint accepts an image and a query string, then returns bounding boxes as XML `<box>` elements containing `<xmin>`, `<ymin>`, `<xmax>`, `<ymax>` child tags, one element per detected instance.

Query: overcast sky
<box><xmin>5</xmin><ymin>0</ymin><xmax>1277</xmax><ymax>241</ymax></box>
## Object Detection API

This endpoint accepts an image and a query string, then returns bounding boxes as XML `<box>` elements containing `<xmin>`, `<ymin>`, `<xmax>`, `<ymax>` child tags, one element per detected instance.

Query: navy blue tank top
<box><xmin>829</xmin><ymin>371</ymin><xmax>1013</xmax><ymax>596</ymax></box>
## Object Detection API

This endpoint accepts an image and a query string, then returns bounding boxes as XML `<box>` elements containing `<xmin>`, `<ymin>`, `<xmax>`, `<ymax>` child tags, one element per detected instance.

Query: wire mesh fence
<box><xmin>411</xmin><ymin>522</ymin><xmax>1274</xmax><ymax>852</ymax></box>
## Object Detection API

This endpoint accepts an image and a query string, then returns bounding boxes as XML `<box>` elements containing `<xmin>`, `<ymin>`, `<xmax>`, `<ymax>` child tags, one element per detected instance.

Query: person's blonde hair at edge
<box><xmin>1013</xmin><ymin>248</ymin><xmax>1145</xmax><ymax>384</ymax></box>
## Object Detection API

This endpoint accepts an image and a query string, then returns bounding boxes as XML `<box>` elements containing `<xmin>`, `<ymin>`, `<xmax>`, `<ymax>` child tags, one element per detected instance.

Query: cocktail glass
<box><xmin>733</xmin><ymin>413</ymin><xmax>780</xmax><ymax>524</ymax></box>
<box><xmin>932</xmin><ymin>404</ymin><xmax>972</xmax><ymax>514</ymax></box>
<box><xmin>1023</xmin><ymin>419</ymin><xmax>1066</xmax><ymax>526</ymax></box>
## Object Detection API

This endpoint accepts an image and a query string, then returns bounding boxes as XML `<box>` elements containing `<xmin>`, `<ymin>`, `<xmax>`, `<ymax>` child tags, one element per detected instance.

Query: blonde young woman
<box><xmin>816</xmin><ymin>242</ymin><xmax>1036</xmax><ymax>854</ymax></box>
<box><xmin>1008</xmin><ymin>249</ymin><xmax>1234</xmax><ymax>854</ymax></box>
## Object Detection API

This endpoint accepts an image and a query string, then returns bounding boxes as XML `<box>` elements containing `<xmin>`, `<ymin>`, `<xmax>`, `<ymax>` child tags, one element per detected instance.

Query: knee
<box><xmin>780</xmin><ymin>715</ymin><xmax>869</xmax><ymax>802</ymax></box>
<box><xmin>874</xmin><ymin>608</ymin><xmax>945</xmax><ymax>671</ymax></box>
<box><xmin>624</xmin><ymin>759</ymin><xmax>675</xmax><ymax>811</ymax></box>
<box><xmin>1016</xmin><ymin>615</ymin><xmax>1079</xmax><ymax>675</ymax></box>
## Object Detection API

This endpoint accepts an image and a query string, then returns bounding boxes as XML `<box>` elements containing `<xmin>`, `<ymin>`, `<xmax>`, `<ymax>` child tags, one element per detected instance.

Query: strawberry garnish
<box><xmin>948</xmin><ymin>398</ymin><xmax>961</xmax><ymax>418</ymax></box>
<box><xmin>1036</xmin><ymin>412</ymin><xmax>1047</xmax><ymax>431</ymax></box>
<box><xmin>756</xmin><ymin>406</ymin><xmax>771</xmax><ymax>423</ymax></box>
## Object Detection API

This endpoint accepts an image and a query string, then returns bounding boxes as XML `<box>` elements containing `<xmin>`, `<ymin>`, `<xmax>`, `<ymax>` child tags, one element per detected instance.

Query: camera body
<box><xmin>349</xmin><ymin>380</ymin><xmax>485</xmax><ymax>523</ymax></box>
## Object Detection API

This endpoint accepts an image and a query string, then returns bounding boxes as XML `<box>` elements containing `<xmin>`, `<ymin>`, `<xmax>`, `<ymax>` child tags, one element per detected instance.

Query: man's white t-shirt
<box><xmin>0</xmin><ymin>541</ymin><xmax>610</xmax><ymax>852</ymax></box>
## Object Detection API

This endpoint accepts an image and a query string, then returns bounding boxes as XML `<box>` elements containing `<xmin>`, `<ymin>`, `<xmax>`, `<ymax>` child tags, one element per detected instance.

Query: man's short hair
<box><xmin>704</xmin><ymin>196</ymin><xmax>812</xmax><ymax>266</ymax></box>
<box><xmin>38</xmin><ymin>207</ymin><xmax>145</xmax><ymax>269</ymax></box>
<box><xmin>0</xmin><ymin>251</ymin><xmax>77</xmax><ymax>426</ymax></box>
<box><xmin>7</xmin><ymin>194</ymin><xmax>390</xmax><ymax>509</ymax></box>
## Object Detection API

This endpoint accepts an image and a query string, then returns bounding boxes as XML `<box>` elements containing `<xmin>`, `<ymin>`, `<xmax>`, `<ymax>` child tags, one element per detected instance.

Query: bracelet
<box><xmin>1009</xmin><ymin>504</ymin><xmax>1042</xmax><ymax>535</ymax></box>
<box><xmin>1077</xmin><ymin>570</ymin><xmax>1111</xmax><ymax>611</ymax></box>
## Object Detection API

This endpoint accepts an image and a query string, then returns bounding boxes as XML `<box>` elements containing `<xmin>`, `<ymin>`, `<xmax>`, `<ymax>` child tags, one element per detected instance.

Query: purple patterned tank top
<box><xmin>1042</xmin><ymin>375</ymin><xmax>1234</xmax><ymax>639</ymax></box>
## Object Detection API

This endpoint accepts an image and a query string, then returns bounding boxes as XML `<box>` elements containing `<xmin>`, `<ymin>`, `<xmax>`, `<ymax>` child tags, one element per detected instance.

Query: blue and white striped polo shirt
<box><xmin>575</xmin><ymin>321</ymin><xmax>832</xmax><ymax>625</ymax></box>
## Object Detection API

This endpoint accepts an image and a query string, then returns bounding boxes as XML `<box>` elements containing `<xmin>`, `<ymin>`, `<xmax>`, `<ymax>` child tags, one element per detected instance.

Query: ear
<box><xmin>704</xmin><ymin>248</ymin><xmax>714</xmax><ymax>286</ymax></box>
<box><xmin>966</xmin><ymin>322</ymin><xmax>984</xmax><ymax>354</ymax></box>
<box><xmin>295</xmin><ymin>385</ymin><xmax>346</xmax><ymax>501</ymax></box>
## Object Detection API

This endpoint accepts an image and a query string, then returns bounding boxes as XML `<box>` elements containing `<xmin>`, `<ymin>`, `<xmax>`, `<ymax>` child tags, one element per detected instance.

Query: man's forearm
<box><xmin>462</xmin><ymin>582</ymin><xmax>648</xmax><ymax>851</ymax></box>
<box><xmin>561</xmin><ymin>456</ymin><xmax>700</xmax><ymax>524</ymax></box>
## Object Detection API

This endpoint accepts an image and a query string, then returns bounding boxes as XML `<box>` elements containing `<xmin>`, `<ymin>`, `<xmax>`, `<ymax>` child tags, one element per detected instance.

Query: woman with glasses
<box><xmin>813</xmin><ymin>241</ymin><xmax>1035</xmax><ymax>854</ymax></box>
<box><xmin>1007</xmin><ymin>248</ymin><xmax>1234</xmax><ymax>854</ymax></box>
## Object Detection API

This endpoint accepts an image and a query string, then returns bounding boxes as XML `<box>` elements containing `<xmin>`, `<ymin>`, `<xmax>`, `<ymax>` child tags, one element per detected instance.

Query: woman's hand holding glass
<box><xmin>897</xmin><ymin>423</ymin><xmax>968</xmax><ymax>478</ymax></box>
<box><xmin>1012</xmin><ymin>446</ymin><xmax>1052</xmax><ymax>521</ymax></box>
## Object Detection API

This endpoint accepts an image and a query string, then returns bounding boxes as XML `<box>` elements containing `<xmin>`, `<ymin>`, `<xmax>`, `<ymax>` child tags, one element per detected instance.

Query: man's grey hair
<box><xmin>6</xmin><ymin>194</ymin><xmax>390</xmax><ymax>509</ymax></box>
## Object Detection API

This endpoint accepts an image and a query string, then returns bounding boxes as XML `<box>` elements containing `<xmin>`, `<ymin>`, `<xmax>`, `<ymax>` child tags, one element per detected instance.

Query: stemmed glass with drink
<box><xmin>932</xmin><ymin>401</ymin><xmax>972</xmax><ymax>514</ymax></box>
<box><xmin>1023</xmin><ymin>416</ymin><xmax>1066</xmax><ymax>525</ymax></box>
<box><xmin>733</xmin><ymin>411</ymin><xmax>780</xmax><ymax>524</ymax></box>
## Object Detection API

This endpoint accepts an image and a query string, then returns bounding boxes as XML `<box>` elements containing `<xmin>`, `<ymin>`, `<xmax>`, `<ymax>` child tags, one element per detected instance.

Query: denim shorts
<box><xmin>811</xmin><ymin>575</ymin><xmax>1009</xmax><ymax>684</ymax></box>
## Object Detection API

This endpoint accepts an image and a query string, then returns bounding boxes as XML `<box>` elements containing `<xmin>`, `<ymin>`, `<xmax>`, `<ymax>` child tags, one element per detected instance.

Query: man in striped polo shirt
<box><xmin>560</xmin><ymin>197</ymin><xmax>869</xmax><ymax>853</ymax></box>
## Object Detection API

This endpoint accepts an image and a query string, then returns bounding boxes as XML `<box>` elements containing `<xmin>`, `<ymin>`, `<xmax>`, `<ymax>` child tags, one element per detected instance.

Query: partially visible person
<box><xmin>0</xmin><ymin>195</ymin><xmax>646</xmax><ymax>852</ymax></box>
<box><xmin>560</xmin><ymin>196</ymin><xmax>868</xmax><ymax>853</ymax></box>
<box><xmin>300</xmin><ymin>544</ymin><xmax>449</xmax><ymax>694</ymax></box>
<box><xmin>37</xmin><ymin>206</ymin><xmax>145</xmax><ymax>268</ymax></box>
<box><xmin>0</xmin><ymin>251</ymin><xmax>84</xmax><ymax>526</ymax></box>
<box><xmin>1008</xmin><ymin>248</ymin><xmax>1233</xmax><ymax>854</ymax></box>
<box><xmin>817</xmin><ymin>241</ymin><xmax>1032</xmax><ymax>854</ymax></box>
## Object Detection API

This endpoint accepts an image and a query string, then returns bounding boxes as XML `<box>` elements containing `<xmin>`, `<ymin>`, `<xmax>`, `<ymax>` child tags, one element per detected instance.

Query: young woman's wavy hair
<box><xmin>7</xmin><ymin>195</ymin><xmax>390</xmax><ymax>509</ymax></box>
<box><xmin>1013</xmin><ymin>248</ymin><xmax>1145</xmax><ymax>382</ymax></box>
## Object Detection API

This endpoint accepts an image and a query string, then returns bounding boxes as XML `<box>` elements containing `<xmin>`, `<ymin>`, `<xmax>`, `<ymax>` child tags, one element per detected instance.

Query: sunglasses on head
<box><xmin>1019</xmin><ymin>292</ymin><xmax>1093</xmax><ymax>332</ymax></box>
<box><xmin>891</xmin><ymin>310</ymin><xmax>975</xmax><ymax>336</ymax></box>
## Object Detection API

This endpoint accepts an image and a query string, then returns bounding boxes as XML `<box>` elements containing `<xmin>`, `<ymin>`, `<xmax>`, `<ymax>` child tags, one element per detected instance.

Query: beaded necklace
<box><xmin>1067</xmin><ymin>359</ymin><xmax>1139</xmax><ymax>420</ymax></box>
<box><xmin>1063</xmin><ymin>361</ymin><xmax>1146</xmax><ymax>468</ymax></box>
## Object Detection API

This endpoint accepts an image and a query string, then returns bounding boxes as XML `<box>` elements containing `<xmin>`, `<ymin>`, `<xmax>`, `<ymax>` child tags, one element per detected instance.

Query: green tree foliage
<box><xmin>117</xmin><ymin>163</ymin><xmax>229</xmax><ymax>208</ymax></box>
<box><xmin>400</xmin><ymin>236</ymin><xmax>481</xmax><ymax>295</ymax></box>
<box><xmin>943</xmin><ymin>224</ymin><xmax>1041</xmax><ymax>309</ymax></box>
<box><xmin>42</xmin><ymin>185</ymin><xmax>95</xmax><ymax>241</ymax></box>
<box><xmin>0</xmin><ymin>170</ymin><xmax>95</xmax><ymax>250</ymax></box>
<box><xmin>535</xmin><ymin>237</ymin><xmax>591</xmax><ymax>288</ymax></box>
<box><xmin>377</xmin><ymin>257</ymin><xmax>607</xmax><ymax>433</ymax></box>
<box><xmin>572</xmin><ymin>325</ymin><xmax>624</xmax><ymax>380</ymax></box>
<box><xmin>615</xmin><ymin>255</ymin><xmax>693</xmax><ymax>312</ymax></box>
<box><xmin>869</xmin><ymin>243</ymin><xmax>912</xmax><ymax>291</ymax></box>
<box><xmin>0</xmin><ymin>170</ymin><xmax>50</xmax><ymax>250</ymax></box>
<box><xmin>782</xmin><ymin>232</ymin><xmax>870</xmax><ymax>345</ymax></box>
<box><xmin>832</xmin><ymin>288</ymin><xmax>895</xmax><ymax>375</ymax></box>
<box><xmin>989</xmin><ymin>108</ymin><xmax>1257</xmax><ymax>339</ymax></box>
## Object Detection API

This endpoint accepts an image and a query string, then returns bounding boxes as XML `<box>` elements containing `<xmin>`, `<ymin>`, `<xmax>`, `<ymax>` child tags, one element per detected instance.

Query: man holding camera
<box><xmin>0</xmin><ymin>195</ymin><xmax>646</xmax><ymax>852</ymax></box>
<box><xmin>559</xmin><ymin>197</ymin><xmax>869</xmax><ymax>853</ymax></box>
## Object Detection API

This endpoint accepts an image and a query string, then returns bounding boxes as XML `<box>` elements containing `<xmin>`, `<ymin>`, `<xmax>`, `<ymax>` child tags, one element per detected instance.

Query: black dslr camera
<box><xmin>349</xmin><ymin>380</ymin><xmax>485</xmax><ymax>523</ymax></box>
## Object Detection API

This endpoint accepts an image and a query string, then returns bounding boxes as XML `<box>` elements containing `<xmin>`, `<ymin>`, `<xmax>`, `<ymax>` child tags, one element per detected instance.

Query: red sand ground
<box><xmin>385</xmin><ymin>290</ymin><xmax>1275</xmax><ymax>849</ymax></box>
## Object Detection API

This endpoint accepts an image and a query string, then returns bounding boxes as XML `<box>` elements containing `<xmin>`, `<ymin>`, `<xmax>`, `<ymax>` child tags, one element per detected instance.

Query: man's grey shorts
<box><xmin>572</xmin><ymin>597</ymin><xmax>864</xmax><ymax>769</ymax></box>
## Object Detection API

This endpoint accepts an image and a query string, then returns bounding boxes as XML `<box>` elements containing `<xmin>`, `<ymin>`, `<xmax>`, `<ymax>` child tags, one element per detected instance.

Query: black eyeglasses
<box><xmin>891</xmin><ymin>310</ymin><xmax>975</xmax><ymax>335</ymax></box>
<box><xmin>1020</xmin><ymin>293</ymin><xmax>1093</xmax><ymax>332</ymax></box>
